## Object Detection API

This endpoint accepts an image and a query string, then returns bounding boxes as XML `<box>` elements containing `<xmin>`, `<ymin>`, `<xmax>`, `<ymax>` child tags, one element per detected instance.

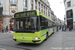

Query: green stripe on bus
<box><xmin>41</xmin><ymin>33</ymin><xmax>46</xmax><ymax>37</ymax></box>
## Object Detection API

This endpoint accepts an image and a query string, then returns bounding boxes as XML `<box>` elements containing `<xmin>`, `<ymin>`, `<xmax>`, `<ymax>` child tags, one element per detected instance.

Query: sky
<box><xmin>48</xmin><ymin>0</ymin><xmax>66</xmax><ymax>21</ymax></box>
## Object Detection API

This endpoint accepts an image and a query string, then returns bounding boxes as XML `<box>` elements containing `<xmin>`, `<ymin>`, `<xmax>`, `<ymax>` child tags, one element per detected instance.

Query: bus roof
<box><xmin>38</xmin><ymin>11</ymin><xmax>54</xmax><ymax>22</ymax></box>
<box><xmin>15</xmin><ymin>10</ymin><xmax>37</xmax><ymax>14</ymax></box>
<box><xmin>14</xmin><ymin>10</ymin><xmax>54</xmax><ymax>22</ymax></box>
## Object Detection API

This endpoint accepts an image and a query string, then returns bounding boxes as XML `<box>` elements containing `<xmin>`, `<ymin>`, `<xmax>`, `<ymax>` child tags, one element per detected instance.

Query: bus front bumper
<box><xmin>32</xmin><ymin>40</ymin><xmax>41</xmax><ymax>42</ymax></box>
<box><xmin>13</xmin><ymin>39</ymin><xmax>41</xmax><ymax>43</ymax></box>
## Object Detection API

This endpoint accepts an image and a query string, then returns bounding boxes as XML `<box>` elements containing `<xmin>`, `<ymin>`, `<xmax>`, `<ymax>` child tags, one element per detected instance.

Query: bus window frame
<box><xmin>36</xmin><ymin>16</ymin><xmax>40</xmax><ymax>31</ymax></box>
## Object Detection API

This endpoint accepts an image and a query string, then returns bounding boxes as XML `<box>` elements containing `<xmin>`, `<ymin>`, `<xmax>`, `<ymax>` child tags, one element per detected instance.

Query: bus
<box><xmin>13</xmin><ymin>10</ymin><xmax>55</xmax><ymax>44</ymax></box>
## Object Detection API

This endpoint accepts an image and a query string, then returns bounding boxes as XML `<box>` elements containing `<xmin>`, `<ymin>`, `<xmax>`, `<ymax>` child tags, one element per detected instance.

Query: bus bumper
<box><xmin>13</xmin><ymin>39</ymin><xmax>41</xmax><ymax>44</ymax></box>
<box><xmin>32</xmin><ymin>40</ymin><xmax>41</xmax><ymax>42</ymax></box>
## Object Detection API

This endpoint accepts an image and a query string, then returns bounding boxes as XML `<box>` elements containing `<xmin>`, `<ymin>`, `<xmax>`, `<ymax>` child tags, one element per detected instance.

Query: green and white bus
<box><xmin>13</xmin><ymin>10</ymin><xmax>55</xmax><ymax>44</ymax></box>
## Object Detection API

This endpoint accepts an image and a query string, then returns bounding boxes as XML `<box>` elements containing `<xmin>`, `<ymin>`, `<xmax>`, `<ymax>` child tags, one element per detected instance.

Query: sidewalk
<box><xmin>0</xmin><ymin>32</ymin><xmax>13</xmax><ymax>34</ymax></box>
<box><xmin>0</xmin><ymin>30</ymin><xmax>13</xmax><ymax>34</ymax></box>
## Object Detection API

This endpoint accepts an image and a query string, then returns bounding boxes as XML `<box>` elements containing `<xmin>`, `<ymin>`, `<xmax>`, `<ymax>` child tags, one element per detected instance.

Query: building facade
<box><xmin>0</xmin><ymin>0</ymin><xmax>3</xmax><ymax>31</ymax></box>
<box><xmin>51</xmin><ymin>10</ymin><xmax>55</xmax><ymax>21</ymax></box>
<box><xmin>0</xmin><ymin>0</ymin><xmax>56</xmax><ymax>31</ymax></box>
<box><xmin>64</xmin><ymin>0</ymin><xmax>75</xmax><ymax>30</ymax></box>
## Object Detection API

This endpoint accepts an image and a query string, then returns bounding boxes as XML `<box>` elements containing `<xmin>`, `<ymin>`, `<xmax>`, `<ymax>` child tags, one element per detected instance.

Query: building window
<box><xmin>46</xmin><ymin>12</ymin><xmax>47</xmax><ymax>16</ymax></box>
<box><xmin>35</xmin><ymin>6</ymin><xmax>37</xmax><ymax>9</ymax></box>
<box><xmin>31</xmin><ymin>0</ymin><xmax>33</xmax><ymax>2</ymax></box>
<box><xmin>23</xmin><ymin>0</ymin><xmax>27</xmax><ymax>7</ymax></box>
<box><xmin>30</xmin><ymin>0</ymin><xmax>33</xmax><ymax>10</ymax></box>
<box><xmin>35</xmin><ymin>0</ymin><xmax>37</xmax><ymax>5</ymax></box>
<box><xmin>38</xmin><ymin>2</ymin><xmax>40</xmax><ymax>11</ymax></box>
<box><xmin>35</xmin><ymin>0</ymin><xmax>37</xmax><ymax>9</ymax></box>
<box><xmin>30</xmin><ymin>3</ymin><xmax>33</xmax><ymax>10</ymax></box>
<box><xmin>41</xmin><ymin>4</ymin><xmax>43</xmax><ymax>13</ymax></box>
<box><xmin>0</xmin><ymin>7</ymin><xmax>3</xmax><ymax>15</ymax></box>
<box><xmin>10</xmin><ymin>0</ymin><xmax>17</xmax><ymax>5</ymax></box>
<box><xmin>41</xmin><ymin>4</ymin><xmax>43</xmax><ymax>8</ymax></box>
<box><xmin>48</xmin><ymin>11</ymin><xmax>50</xmax><ymax>17</ymax></box>
<box><xmin>67</xmin><ymin>9</ymin><xmax>73</xmax><ymax>18</ymax></box>
<box><xmin>67</xmin><ymin>1</ymin><xmax>71</xmax><ymax>7</ymax></box>
<box><xmin>0</xmin><ymin>0</ymin><xmax>3</xmax><ymax>5</ymax></box>
<box><xmin>46</xmin><ymin>8</ymin><xmax>47</xmax><ymax>15</ymax></box>
<box><xmin>39</xmin><ymin>2</ymin><xmax>40</xmax><ymax>6</ymax></box>
<box><xmin>64</xmin><ymin>0</ymin><xmax>66</xmax><ymax>3</ymax></box>
<box><xmin>23</xmin><ymin>8</ymin><xmax>27</xmax><ymax>11</ymax></box>
<box><xmin>44</xmin><ymin>6</ymin><xmax>45</xmax><ymax>14</ymax></box>
<box><xmin>44</xmin><ymin>11</ymin><xmax>45</xmax><ymax>14</ymax></box>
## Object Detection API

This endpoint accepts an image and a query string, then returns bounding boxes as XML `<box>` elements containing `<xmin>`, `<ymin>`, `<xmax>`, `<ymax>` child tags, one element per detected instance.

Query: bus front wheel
<box><xmin>45</xmin><ymin>33</ymin><xmax>48</xmax><ymax>40</ymax></box>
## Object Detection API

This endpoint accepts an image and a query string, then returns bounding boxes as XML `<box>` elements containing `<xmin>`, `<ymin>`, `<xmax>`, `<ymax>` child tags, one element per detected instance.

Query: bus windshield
<box><xmin>14</xmin><ymin>16</ymin><xmax>39</xmax><ymax>32</ymax></box>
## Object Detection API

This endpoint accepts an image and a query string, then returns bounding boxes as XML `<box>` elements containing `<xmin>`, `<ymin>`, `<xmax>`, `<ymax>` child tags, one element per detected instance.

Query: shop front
<box><xmin>0</xmin><ymin>19</ymin><xmax>3</xmax><ymax>32</ymax></box>
<box><xmin>10</xmin><ymin>18</ymin><xmax>14</xmax><ymax>31</ymax></box>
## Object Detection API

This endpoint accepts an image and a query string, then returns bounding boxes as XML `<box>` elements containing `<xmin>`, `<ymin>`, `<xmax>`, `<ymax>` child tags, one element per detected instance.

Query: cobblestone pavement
<box><xmin>0</xmin><ymin>30</ymin><xmax>75</xmax><ymax>50</ymax></box>
<box><xmin>62</xmin><ymin>30</ymin><xmax>75</xmax><ymax>50</ymax></box>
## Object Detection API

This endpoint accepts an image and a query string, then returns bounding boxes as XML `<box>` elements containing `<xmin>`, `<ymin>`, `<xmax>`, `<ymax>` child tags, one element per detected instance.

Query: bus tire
<box><xmin>53</xmin><ymin>32</ymin><xmax>54</xmax><ymax>34</ymax></box>
<box><xmin>45</xmin><ymin>33</ymin><xmax>48</xmax><ymax>40</ymax></box>
<box><xmin>53</xmin><ymin>30</ymin><xmax>55</xmax><ymax>34</ymax></box>
<box><xmin>53</xmin><ymin>29</ymin><xmax>55</xmax><ymax>34</ymax></box>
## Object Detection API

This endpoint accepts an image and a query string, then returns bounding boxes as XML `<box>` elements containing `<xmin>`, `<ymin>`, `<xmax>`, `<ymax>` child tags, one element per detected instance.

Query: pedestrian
<box><xmin>60</xmin><ymin>26</ymin><xmax>61</xmax><ymax>30</ymax></box>
<box><xmin>63</xmin><ymin>25</ymin><xmax>65</xmax><ymax>31</ymax></box>
<box><xmin>62</xmin><ymin>25</ymin><xmax>64</xmax><ymax>31</ymax></box>
<box><xmin>69</xmin><ymin>25</ymin><xmax>71</xmax><ymax>31</ymax></box>
<box><xmin>56</xmin><ymin>26</ymin><xmax>59</xmax><ymax>32</ymax></box>
<box><xmin>11</xmin><ymin>27</ymin><xmax>13</xmax><ymax>31</ymax></box>
<box><xmin>2</xmin><ymin>29</ymin><xmax>4</xmax><ymax>33</ymax></box>
<box><xmin>1</xmin><ymin>27</ymin><xmax>4</xmax><ymax>33</ymax></box>
<box><xmin>65</xmin><ymin>25</ymin><xmax>67</xmax><ymax>31</ymax></box>
<box><xmin>6</xmin><ymin>26</ymin><xmax>8</xmax><ymax>32</ymax></box>
<box><xmin>4</xmin><ymin>27</ymin><xmax>5</xmax><ymax>32</ymax></box>
<box><xmin>70</xmin><ymin>26</ymin><xmax>72</xmax><ymax>31</ymax></box>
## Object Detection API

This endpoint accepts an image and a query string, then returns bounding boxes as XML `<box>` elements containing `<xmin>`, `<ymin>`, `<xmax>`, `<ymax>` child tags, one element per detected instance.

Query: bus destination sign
<box><xmin>15</xmin><ymin>11</ymin><xmax>37</xmax><ymax>17</ymax></box>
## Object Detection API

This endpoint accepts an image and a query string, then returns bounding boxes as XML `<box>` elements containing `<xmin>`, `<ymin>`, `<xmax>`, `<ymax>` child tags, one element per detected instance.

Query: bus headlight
<box><xmin>13</xmin><ymin>36</ymin><xmax>16</xmax><ymax>39</ymax></box>
<box><xmin>34</xmin><ymin>38</ymin><xmax>40</xmax><ymax>40</ymax></box>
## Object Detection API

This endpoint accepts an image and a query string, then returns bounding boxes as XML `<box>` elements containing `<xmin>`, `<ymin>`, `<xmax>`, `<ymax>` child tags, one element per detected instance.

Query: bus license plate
<box><xmin>22</xmin><ymin>41</ymin><xmax>26</xmax><ymax>43</ymax></box>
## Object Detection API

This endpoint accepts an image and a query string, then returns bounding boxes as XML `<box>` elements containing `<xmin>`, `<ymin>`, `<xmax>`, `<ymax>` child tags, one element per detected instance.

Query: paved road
<box><xmin>0</xmin><ymin>30</ymin><xmax>75</xmax><ymax>50</ymax></box>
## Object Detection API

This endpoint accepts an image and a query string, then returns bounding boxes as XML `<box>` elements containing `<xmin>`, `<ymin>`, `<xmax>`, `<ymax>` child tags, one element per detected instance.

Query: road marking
<box><xmin>0</xmin><ymin>48</ymin><xmax>6</xmax><ymax>50</ymax></box>
<box><xmin>51</xmin><ymin>47</ymin><xmax>74</xmax><ymax>50</ymax></box>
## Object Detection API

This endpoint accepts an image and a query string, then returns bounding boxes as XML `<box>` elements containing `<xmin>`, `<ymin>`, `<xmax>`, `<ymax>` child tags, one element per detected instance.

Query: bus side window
<box><xmin>52</xmin><ymin>22</ymin><xmax>54</xmax><ymax>27</ymax></box>
<box><xmin>16</xmin><ymin>21</ymin><xmax>19</xmax><ymax>30</ymax></box>
<box><xmin>44</xmin><ymin>18</ymin><xmax>48</xmax><ymax>29</ymax></box>
<box><xmin>52</xmin><ymin>22</ymin><xmax>55</xmax><ymax>27</ymax></box>
<box><xmin>40</xmin><ymin>16</ymin><xmax>45</xmax><ymax>30</ymax></box>
<box><xmin>48</xmin><ymin>20</ymin><xmax>50</xmax><ymax>28</ymax></box>
<box><xmin>51</xmin><ymin>21</ymin><xmax>52</xmax><ymax>27</ymax></box>
<box><xmin>36</xmin><ymin>17</ymin><xmax>39</xmax><ymax>30</ymax></box>
<box><xmin>48</xmin><ymin>20</ymin><xmax>52</xmax><ymax>28</ymax></box>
